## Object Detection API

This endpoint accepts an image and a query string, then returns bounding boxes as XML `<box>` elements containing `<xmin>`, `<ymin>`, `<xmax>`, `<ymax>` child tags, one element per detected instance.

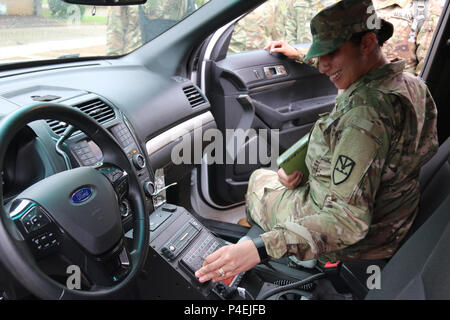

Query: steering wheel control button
<box><xmin>119</xmin><ymin>200</ymin><xmax>131</xmax><ymax>218</ymax></box>
<box><xmin>98</xmin><ymin>166</ymin><xmax>129</xmax><ymax>201</ymax></box>
<box><xmin>99</xmin><ymin>166</ymin><xmax>127</xmax><ymax>183</ymax></box>
<box><xmin>31</xmin><ymin>232</ymin><xmax>59</xmax><ymax>252</ymax></box>
<box><xmin>116</xmin><ymin>180</ymin><xmax>128</xmax><ymax>198</ymax></box>
<box><xmin>21</xmin><ymin>214</ymin><xmax>34</xmax><ymax>233</ymax></box>
<box><xmin>19</xmin><ymin>206</ymin><xmax>50</xmax><ymax>234</ymax></box>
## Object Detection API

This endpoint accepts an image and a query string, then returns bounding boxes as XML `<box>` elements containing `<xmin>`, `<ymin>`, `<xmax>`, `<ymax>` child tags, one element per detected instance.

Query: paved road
<box><xmin>0</xmin><ymin>15</ymin><xmax>108</xmax><ymax>64</ymax></box>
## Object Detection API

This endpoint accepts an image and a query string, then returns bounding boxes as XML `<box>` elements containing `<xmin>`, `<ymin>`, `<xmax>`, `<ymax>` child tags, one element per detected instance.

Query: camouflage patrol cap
<box><xmin>305</xmin><ymin>0</ymin><xmax>394</xmax><ymax>60</ymax></box>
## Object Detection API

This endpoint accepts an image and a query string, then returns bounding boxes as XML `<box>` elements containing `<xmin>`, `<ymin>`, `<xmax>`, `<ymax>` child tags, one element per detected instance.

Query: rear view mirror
<box><xmin>62</xmin><ymin>0</ymin><xmax>146</xmax><ymax>5</ymax></box>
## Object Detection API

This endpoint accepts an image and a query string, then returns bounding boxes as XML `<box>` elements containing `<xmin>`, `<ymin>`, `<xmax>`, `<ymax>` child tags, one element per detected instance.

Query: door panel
<box><xmin>204</xmin><ymin>48</ymin><xmax>337</xmax><ymax>206</ymax></box>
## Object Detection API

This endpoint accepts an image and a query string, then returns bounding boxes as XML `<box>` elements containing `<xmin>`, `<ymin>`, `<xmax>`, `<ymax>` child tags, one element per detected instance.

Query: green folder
<box><xmin>276</xmin><ymin>134</ymin><xmax>310</xmax><ymax>185</ymax></box>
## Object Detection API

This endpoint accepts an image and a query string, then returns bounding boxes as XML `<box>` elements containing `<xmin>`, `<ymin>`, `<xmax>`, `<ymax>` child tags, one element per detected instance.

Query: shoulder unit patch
<box><xmin>333</xmin><ymin>155</ymin><xmax>355</xmax><ymax>185</ymax></box>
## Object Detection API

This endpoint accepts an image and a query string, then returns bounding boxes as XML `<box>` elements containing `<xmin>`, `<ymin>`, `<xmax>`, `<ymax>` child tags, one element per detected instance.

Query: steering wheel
<box><xmin>0</xmin><ymin>103</ymin><xmax>149</xmax><ymax>299</ymax></box>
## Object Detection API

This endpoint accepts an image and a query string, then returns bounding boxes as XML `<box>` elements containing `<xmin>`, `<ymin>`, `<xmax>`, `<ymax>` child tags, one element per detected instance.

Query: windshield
<box><xmin>0</xmin><ymin>0</ymin><xmax>210</xmax><ymax>66</ymax></box>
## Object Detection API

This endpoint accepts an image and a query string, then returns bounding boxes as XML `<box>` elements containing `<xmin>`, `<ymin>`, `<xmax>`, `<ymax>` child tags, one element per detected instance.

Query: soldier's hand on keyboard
<box><xmin>195</xmin><ymin>240</ymin><xmax>260</xmax><ymax>283</ymax></box>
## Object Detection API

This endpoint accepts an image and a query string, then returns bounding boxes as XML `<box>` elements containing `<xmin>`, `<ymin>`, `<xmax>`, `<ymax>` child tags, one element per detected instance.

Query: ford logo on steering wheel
<box><xmin>71</xmin><ymin>187</ymin><xmax>93</xmax><ymax>204</ymax></box>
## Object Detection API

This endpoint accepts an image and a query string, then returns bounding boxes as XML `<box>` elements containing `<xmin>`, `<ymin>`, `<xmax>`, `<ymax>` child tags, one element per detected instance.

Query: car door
<box><xmin>198</xmin><ymin>5</ymin><xmax>338</xmax><ymax>208</ymax></box>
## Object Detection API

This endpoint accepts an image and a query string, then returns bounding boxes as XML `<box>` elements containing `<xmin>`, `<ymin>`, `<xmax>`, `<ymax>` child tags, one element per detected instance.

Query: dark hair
<box><xmin>349</xmin><ymin>31</ymin><xmax>386</xmax><ymax>47</ymax></box>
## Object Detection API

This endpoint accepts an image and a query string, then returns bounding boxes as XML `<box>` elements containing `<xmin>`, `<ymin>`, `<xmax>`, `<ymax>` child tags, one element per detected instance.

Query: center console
<box><xmin>128</xmin><ymin>202</ymin><xmax>326</xmax><ymax>300</ymax></box>
<box><xmin>130</xmin><ymin>204</ymin><xmax>269</xmax><ymax>300</ymax></box>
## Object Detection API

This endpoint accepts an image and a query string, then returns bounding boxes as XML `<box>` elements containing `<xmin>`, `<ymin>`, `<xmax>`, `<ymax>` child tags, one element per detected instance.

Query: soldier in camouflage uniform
<box><xmin>106</xmin><ymin>6</ymin><xmax>141</xmax><ymax>56</ymax></box>
<box><xmin>228</xmin><ymin>0</ymin><xmax>288</xmax><ymax>54</ymax></box>
<box><xmin>267</xmin><ymin>0</ymin><xmax>444</xmax><ymax>75</ymax></box>
<box><xmin>195</xmin><ymin>0</ymin><xmax>438</xmax><ymax>283</ymax></box>
<box><xmin>106</xmin><ymin>1</ymin><xmax>208</xmax><ymax>56</ymax></box>
<box><xmin>228</xmin><ymin>0</ymin><xmax>334</xmax><ymax>54</ymax></box>
<box><xmin>375</xmin><ymin>0</ymin><xmax>445</xmax><ymax>74</ymax></box>
<box><xmin>285</xmin><ymin>0</ymin><xmax>338</xmax><ymax>44</ymax></box>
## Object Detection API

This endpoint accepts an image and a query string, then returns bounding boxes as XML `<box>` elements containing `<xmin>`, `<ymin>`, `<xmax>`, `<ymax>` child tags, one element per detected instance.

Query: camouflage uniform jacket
<box><xmin>246</xmin><ymin>59</ymin><xmax>438</xmax><ymax>261</ymax></box>
<box><xmin>375</xmin><ymin>0</ymin><xmax>444</xmax><ymax>74</ymax></box>
<box><xmin>285</xmin><ymin>0</ymin><xmax>338</xmax><ymax>44</ymax></box>
<box><xmin>106</xmin><ymin>1</ymin><xmax>204</xmax><ymax>56</ymax></box>
<box><xmin>228</xmin><ymin>0</ymin><xmax>288</xmax><ymax>54</ymax></box>
<box><xmin>106</xmin><ymin>6</ymin><xmax>141</xmax><ymax>56</ymax></box>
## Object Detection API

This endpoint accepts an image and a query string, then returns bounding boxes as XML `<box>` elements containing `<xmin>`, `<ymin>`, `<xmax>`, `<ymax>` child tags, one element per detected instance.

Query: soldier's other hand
<box><xmin>264</xmin><ymin>40</ymin><xmax>299</xmax><ymax>60</ymax></box>
<box><xmin>278</xmin><ymin>168</ymin><xmax>303</xmax><ymax>189</ymax></box>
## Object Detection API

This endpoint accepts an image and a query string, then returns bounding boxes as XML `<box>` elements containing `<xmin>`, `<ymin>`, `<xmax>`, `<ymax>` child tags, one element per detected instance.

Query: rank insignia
<box><xmin>333</xmin><ymin>155</ymin><xmax>355</xmax><ymax>185</ymax></box>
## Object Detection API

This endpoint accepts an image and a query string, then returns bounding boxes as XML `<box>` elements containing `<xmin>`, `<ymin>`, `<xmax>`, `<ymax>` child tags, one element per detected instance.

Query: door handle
<box><xmin>263</xmin><ymin>65</ymin><xmax>288</xmax><ymax>78</ymax></box>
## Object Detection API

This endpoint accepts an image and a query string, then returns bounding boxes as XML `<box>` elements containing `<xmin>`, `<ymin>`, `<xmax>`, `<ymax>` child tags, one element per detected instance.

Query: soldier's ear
<box><xmin>360</xmin><ymin>32</ymin><xmax>378</xmax><ymax>56</ymax></box>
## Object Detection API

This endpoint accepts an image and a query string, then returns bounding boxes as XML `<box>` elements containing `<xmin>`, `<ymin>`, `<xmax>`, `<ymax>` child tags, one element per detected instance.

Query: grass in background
<box><xmin>41</xmin><ymin>0</ymin><xmax>107</xmax><ymax>25</ymax></box>
<box><xmin>41</xmin><ymin>11</ymin><xmax>107</xmax><ymax>24</ymax></box>
<box><xmin>81</xmin><ymin>15</ymin><xmax>107</xmax><ymax>24</ymax></box>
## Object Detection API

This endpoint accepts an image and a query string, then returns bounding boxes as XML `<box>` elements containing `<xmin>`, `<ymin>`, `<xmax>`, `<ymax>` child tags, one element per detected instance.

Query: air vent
<box><xmin>76</xmin><ymin>99</ymin><xmax>115</xmax><ymax>124</ymax></box>
<box><xmin>46</xmin><ymin>98</ymin><xmax>115</xmax><ymax>136</ymax></box>
<box><xmin>183</xmin><ymin>85</ymin><xmax>206</xmax><ymax>108</ymax></box>
<box><xmin>46</xmin><ymin>119</ymin><xmax>70</xmax><ymax>136</ymax></box>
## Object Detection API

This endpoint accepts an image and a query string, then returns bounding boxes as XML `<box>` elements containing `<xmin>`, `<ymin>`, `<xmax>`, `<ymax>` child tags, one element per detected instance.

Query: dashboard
<box><xmin>1</xmin><ymin>94</ymin><xmax>153</xmax><ymax>229</ymax></box>
<box><xmin>0</xmin><ymin>58</ymin><xmax>212</xmax><ymax>230</ymax></box>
